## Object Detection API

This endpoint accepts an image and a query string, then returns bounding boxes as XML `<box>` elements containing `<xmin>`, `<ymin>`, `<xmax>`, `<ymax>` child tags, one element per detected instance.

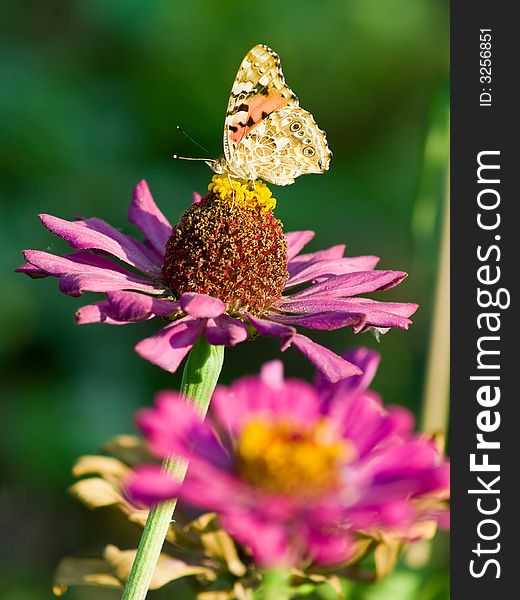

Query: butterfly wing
<box><xmin>224</xmin><ymin>44</ymin><xmax>298</xmax><ymax>163</ymax></box>
<box><xmin>223</xmin><ymin>44</ymin><xmax>331</xmax><ymax>185</ymax></box>
<box><xmin>233</xmin><ymin>106</ymin><xmax>331</xmax><ymax>186</ymax></box>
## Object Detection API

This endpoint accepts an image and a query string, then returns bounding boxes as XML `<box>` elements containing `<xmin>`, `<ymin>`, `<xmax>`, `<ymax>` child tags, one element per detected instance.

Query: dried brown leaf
<box><xmin>373</xmin><ymin>539</ymin><xmax>401</xmax><ymax>580</ymax></box>
<box><xmin>101</xmin><ymin>435</ymin><xmax>153</xmax><ymax>466</ymax></box>
<box><xmin>103</xmin><ymin>545</ymin><xmax>216</xmax><ymax>589</ymax></box>
<box><xmin>72</xmin><ymin>455</ymin><xmax>130</xmax><ymax>483</ymax></box>
<box><xmin>53</xmin><ymin>556</ymin><xmax>121</xmax><ymax>595</ymax></box>
<box><xmin>68</xmin><ymin>478</ymin><xmax>127</xmax><ymax>511</ymax></box>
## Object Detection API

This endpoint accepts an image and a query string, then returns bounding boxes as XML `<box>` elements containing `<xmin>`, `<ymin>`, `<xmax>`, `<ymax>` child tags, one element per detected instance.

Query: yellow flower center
<box><xmin>208</xmin><ymin>175</ymin><xmax>276</xmax><ymax>212</ymax></box>
<box><xmin>237</xmin><ymin>418</ymin><xmax>352</xmax><ymax>500</ymax></box>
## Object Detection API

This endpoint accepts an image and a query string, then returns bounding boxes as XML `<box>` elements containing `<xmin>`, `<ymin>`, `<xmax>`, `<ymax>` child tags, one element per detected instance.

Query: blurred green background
<box><xmin>0</xmin><ymin>1</ymin><xmax>449</xmax><ymax>598</ymax></box>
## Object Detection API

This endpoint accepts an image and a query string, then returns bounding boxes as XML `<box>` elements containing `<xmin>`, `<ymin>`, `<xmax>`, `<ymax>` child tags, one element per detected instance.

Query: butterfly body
<box><xmin>208</xmin><ymin>44</ymin><xmax>331</xmax><ymax>186</ymax></box>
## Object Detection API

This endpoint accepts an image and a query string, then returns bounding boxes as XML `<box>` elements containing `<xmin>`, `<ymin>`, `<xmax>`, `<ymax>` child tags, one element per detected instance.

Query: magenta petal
<box><xmin>288</xmin><ymin>270</ymin><xmax>408</xmax><ymax>300</ymax></box>
<box><xmin>192</xmin><ymin>192</ymin><xmax>202</xmax><ymax>204</ymax></box>
<box><xmin>180</xmin><ymin>293</ymin><xmax>226</xmax><ymax>318</ymax></box>
<box><xmin>75</xmin><ymin>301</ymin><xmax>129</xmax><ymax>325</ymax></box>
<box><xmin>285</xmin><ymin>231</ymin><xmax>315</xmax><ymax>260</ymax></box>
<box><xmin>137</xmin><ymin>392</ymin><xmax>204</xmax><ymax>457</ymax></box>
<box><xmin>76</xmin><ymin>292</ymin><xmax>177</xmax><ymax>325</ymax></box>
<box><xmin>213</xmin><ymin>373</ymin><xmax>321</xmax><ymax>435</ymax></box>
<box><xmin>289</xmin><ymin>244</ymin><xmax>347</xmax><ymax>265</ymax></box>
<box><xmin>260</xmin><ymin>360</ymin><xmax>285</xmax><ymax>389</ymax></box>
<box><xmin>368</xmin><ymin>441</ymin><xmax>440</xmax><ymax>483</ymax></box>
<box><xmin>105</xmin><ymin>291</ymin><xmax>179</xmax><ymax>322</ymax></box>
<box><xmin>39</xmin><ymin>214</ymin><xmax>162</xmax><ymax>275</ymax></box>
<box><xmin>23</xmin><ymin>250</ymin><xmax>162</xmax><ymax>297</ymax></box>
<box><xmin>245</xmin><ymin>314</ymin><xmax>295</xmax><ymax>337</ymax></box>
<box><xmin>128</xmin><ymin>180</ymin><xmax>172</xmax><ymax>256</ymax></box>
<box><xmin>106</xmin><ymin>291</ymin><xmax>154</xmax><ymax>322</ymax></box>
<box><xmin>270</xmin><ymin>311</ymin><xmax>364</xmax><ymax>331</ymax></box>
<box><xmin>330</xmin><ymin>393</ymin><xmax>414</xmax><ymax>457</ymax></box>
<box><xmin>126</xmin><ymin>466</ymin><xmax>181</xmax><ymax>506</ymax></box>
<box><xmin>344</xmin><ymin>298</ymin><xmax>419</xmax><ymax>320</ymax></box>
<box><xmin>329</xmin><ymin>348</ymin><xmax>381</xmax><ymax>395</ymax></box>
<box><xmin>286</xmin><ymin>334</ymin><xmax>362</xmax><ymax>382</ymax></box>
<box><xmin>346</xmin><ymin>300</ymin><xmax>418</xmax><ymax>332</ymax></box>
<box><xmin>137</xmin><ymin>392</ymin><xmax>232</xmax><ymax>470</ymax></box>
<box><xmin>316</xmin><ymin>347</ymin><xmax>381</xmax><ymax>397</ymax></box>
<box><xmin>305</xmin><ymin>529</ymin><xmax>353</xmax><ymax>565</ymax></box>
<box><xmin>438</xmin><ymin>510</ymin><xmax>450</xmax><ymax>530</ymax></box>
<box><xmin>204</xmin><ymin>315</ymin><xmax>248</xmax><ymax>346</ymax></box>
<box><xmin>135</xmin><ymin>317</ymin><xmax>204</xmax><ymax>373</ymax></box>
<box><xmin>286</xmin><ymin>256</ymin><xmax>381</xmax><ymax>287</ymax></box>
<box><xmin>221</xmin><ymin>512</ymin><xmax>291</xmax><ymax>567</ymax></box>
<box><xmin>24</xmin><ymin>249</ymin><xmax>137</xmax><ymax>276</ymax></box>
<box><xmin>279</xmin><ymin>298</ymin><xmax>417</xmax><ymax>331</ymax></box>
<box><xmin>15</xmin><ymin>263</ymin><xmax>48</xmax><ymax>278</ymax></box>
<box><xmin>75</xmin><ymin>302</ymin><xmax>108</xmax><ymax>324</ymax></box>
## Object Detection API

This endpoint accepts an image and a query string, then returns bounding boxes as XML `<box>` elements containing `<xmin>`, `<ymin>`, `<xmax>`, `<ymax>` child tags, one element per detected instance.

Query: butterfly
<box><xmin>177</xmin><ymin>45</ymin><xmax>331</xmax><ymax>186</ymax></box>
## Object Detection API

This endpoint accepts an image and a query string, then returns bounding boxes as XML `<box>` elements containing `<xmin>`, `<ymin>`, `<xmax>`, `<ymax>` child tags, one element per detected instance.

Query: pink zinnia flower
<box><xmin>17</xmin><ymin>177</ymin><xmax>417</xmax><ymax>381</ymax></box>
<box><xmin>128</xmin><ymin>349</ymin><xmax>449</xmax><ymax>567</ymax></box>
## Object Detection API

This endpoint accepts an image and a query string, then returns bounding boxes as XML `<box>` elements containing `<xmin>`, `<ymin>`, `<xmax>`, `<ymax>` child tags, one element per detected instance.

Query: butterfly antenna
<box><xmin>175</xmin><ymin>125</ymin><xmax>215</xmax><ymax>159</ymax></box>
<box><xmin>172</xmin><ymin>155</ymin><xmax>215</xmax><ymax>163</ymax></box>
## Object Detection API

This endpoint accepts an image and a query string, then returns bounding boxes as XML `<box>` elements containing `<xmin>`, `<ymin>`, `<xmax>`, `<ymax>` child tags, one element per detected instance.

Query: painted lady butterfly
<box><xmin>204</xmin><ymin>44</ymin><xmax>332</xmax><ymax>186</ymax></box>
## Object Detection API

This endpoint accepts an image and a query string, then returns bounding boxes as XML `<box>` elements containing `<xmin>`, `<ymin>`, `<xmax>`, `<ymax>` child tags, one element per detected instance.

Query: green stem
<box><xmin>261</xmin><ymin>568</ymin><xmax>290</xmax><ymax>600</ymax></box>
<box><xmin>121</xmin><ymin>338</ymin><xmax>224</xmax><ymax>600</ymax></box>
<box><xmin>421</xmin><ymin>168</ymin><xmax>450</xmax><ymax>434</ymax></box>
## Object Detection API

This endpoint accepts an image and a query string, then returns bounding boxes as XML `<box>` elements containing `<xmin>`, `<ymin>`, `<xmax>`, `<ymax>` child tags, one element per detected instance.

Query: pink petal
<box><xmin>128</xmin><ymin>180</ymin><xmax>172</xmax><ymax>256</ymax></box>
<box><xmin>23</xmin><ymin>250</ymin><xmax>162</xmax><ymax>297</ymax></box>
<box><xmin>212</xmin><ymin>366</ymin><xmax>322</xmax><ymax>437</ymax></box>
<box><xmin>330</xmin><ymin>393</ymin><xmax>414</xmax><ymax>457</ymax></box>
<box><xmin>75</xmin><ymin>301</ymin><xmax>129</xmax><ymax>325</ymax></box>
<box><xmin>260</xmin><ymin>360</ymin><xmax>285</xmax><ymax>390</ymax></box>
<box><xmin>15</xmin><ymin>263</ymin><xmax>48</xmax><ymax>278</ymax></box>
<box><xmin>244</xmin><ymin>314</ymin><xmax>295</xmax><ymax>337</ymax></box>
<box><xmin>221</xmin><ymin>512</ymin><xmax>292</xmax><ymax>567</ymax></box>
<box><xmin>137</xmin><ymin>392</ymin><xmax>220</xmax><ymax>461</ymax></box>
<box><xmin>286</xmin><ymin>256</ymin><xmax>380</xmax><ymax>287</ymax></box>
<box><xmin>269</xmin><ymin>310</ymin><xmax>364</xmax><ymax>331</ymax></box>
<box><xmin>204</xmin><ymin>315</ymin><xmax>248</xmax><ymax>346</ymax></box>
<box><xmin>135</xmin><ymin>317</ymin><xmax>204</xmax><ymax>373</ymax></box>
<box><xmin>105</xmin><ymin>291</ymin><xmax>179</xmax><ymax>322</ymax></box>
<box><xmin>22</xmin><ymin>249</ymin><xmax>137</xmax><ymax>276</ymax></box>
<box><xmin>180</xmin><ymin>292</ymin><xmax>226</xmax><ymax>318</ymax></box>
<box><xmin>318</xmin><ymin>347</ymin><xmax>381</xmax><ymax>396</ymax></box>
<box><xmin>285</xmin><ymin>231</ymin><xmax>315</xmax><ymax>260</ymax></box>
<box><xmin>305</xmin><ymin>529</ymin><xmax>353</xmax><ymax>565</ymax></box>
<box><xmin>214</xmin><ymin>376</ymin><xmax>321</xmax><ymax>432</ymax></box>
<box><xmin>278</xmin><ymin>298</ymin><xmax>417</xmax><ymax>331</ymax></box>
<box><xmin>289</xmin><ymin>244</ymin><xmax>347</xmax><ymax>265</ymax></box>
<box><xmin>126</xmin><ymin>466</ymin><xmax>181</xmax><ymax>506</ymax></box>
<box><xmin>285</xmin><ymin>334</ymin><xmax>362</xmax><ymax>382</ymax></box>
<box><xmin>39</xmin><ymin>214</ymin><xmax>162</xmax><ymax>275</ymax></box>
<box><xmin>288</xmin><ymin>270</ymin><xmax>408</xmax><ymax>300</ymax></box>
<box><xmin>345</xmin><ymin>298</ymin><xmax>419</xmax><ymax>318</ymax></box>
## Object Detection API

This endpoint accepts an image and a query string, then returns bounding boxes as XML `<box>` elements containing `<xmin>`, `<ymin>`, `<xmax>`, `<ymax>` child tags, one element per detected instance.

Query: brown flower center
<box><xmin>162</xmin><ymin>181</ymin><xmax>288</xmax><ymax>314</ymax></box>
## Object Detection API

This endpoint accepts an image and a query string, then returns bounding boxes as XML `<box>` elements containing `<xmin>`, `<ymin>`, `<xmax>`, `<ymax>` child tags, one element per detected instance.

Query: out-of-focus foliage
<box><xmin>0</xmin><ymin>0</ymin><xmax>448</xmax><ymax>598</ymax></box>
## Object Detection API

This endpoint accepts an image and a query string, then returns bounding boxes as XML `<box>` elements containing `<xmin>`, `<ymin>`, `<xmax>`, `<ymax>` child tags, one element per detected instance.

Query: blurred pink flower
<box><xmin>128</xmin><ymin>349</ymin><xmax>449</xmax><ymax>567</ymax></box>
<box><xmin>18</xmin><ymin>181</ymin><xmax>417</xmax><ymax>381</ymax></box>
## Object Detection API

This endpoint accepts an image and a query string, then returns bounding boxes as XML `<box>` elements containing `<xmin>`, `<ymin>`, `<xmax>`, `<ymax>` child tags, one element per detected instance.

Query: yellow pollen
<box><xmin>208</xmin><ymin>175</ymin><xmax>277</xmax><ymax>212</ymax></box>
<box><xmin>237</xmin><ymin>418</ymin><xmax>352</xmax><ymax>500</ymax></box>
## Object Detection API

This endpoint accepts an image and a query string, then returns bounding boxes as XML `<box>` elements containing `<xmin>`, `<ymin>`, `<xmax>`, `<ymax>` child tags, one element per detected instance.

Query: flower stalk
<box><xmin>121</xmin><ymin>338</ymin><xmax>224</xmax><ymax>600</ymax></box>
<box><xmin>262</xmin><ymin>568</ymin><xmax>290</xmax><ymax>600</ymax></box>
